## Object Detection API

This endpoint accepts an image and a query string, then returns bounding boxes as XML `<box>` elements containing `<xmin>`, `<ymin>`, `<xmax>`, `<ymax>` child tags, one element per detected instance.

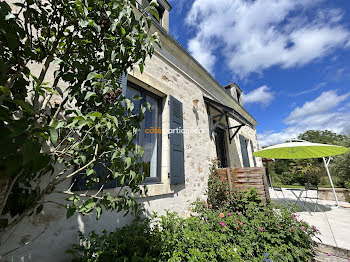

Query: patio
<box><xmin>269</xmin><ymin>187</ymin><xmax>350</xmax><ymax>251</ymax></box>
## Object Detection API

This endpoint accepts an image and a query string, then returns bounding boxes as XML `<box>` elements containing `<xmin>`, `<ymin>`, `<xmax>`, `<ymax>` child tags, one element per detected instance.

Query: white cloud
<box><xmin>243</xmin><ymin>85</ymin><xmax>275</xmax><ymax>106</ymax></box>
<box><xmin>290</xmin><ymin>82</ymin><xmax>327</xmax><ymax>97</ymax></box>
<box><xmin>185</xmin><ymin>0</ymin><xmax>350</xmax><ymax>78</ymax></box>
<box><xmin>258</xmin><ymin>90</ymin><xmax>350</xmax><ymax>146</ymax></box>
<box><xmin>285</xmin><ymin>91</ymin><xmax>350</xmax><ymax>124</ymax></box>
<box><xmin>187</xmin><ymin>36</ymin><xmax>217</xmax><ymax>74</ymax></box>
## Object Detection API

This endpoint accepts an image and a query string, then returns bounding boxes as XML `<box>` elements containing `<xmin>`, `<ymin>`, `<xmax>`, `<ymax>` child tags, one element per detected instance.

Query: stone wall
<box><xmin>318</xmin><ymin>188</ymin><xmax>350</xmax><ymax>202</ymax></box>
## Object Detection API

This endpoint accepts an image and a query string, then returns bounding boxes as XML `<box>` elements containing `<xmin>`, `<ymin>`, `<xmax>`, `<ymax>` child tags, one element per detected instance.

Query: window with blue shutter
<box><xmin>239</xmin><ymin>134</ymin><xmax>250</xmax><ymax>167</ymax></box>
<box><xmin>169</xmin><ymin>96</ymin><xmax>185</xmax><ymax>184</ymax></box>
<box><xmin>250</xmin><ymin>140</ymin><xmax>257</xmax><ymax>167</ymax></box>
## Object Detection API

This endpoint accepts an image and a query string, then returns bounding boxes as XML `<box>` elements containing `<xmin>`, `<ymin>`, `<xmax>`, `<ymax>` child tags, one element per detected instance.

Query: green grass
<box><xmin>272</xmin><ymin>183</ymin><xmax>334</xmax><ymax>189</ymax></box>
<box><xmin>272</xmin><ymin>184</ymin><xmax>304</xmax><ymax>189</ymax></box>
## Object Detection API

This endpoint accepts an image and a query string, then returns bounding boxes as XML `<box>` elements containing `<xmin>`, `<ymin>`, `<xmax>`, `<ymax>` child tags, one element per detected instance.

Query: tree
<box><xmin>299</xmin><ymin>130</ymin><xmax>350</xmax><ymax>187</ymax></box>
<box><xmin>298</xmin><ymin>130</ymin><xmax>346</xmax><ymax>145</ymax></box>
<box><xmin>0</xmin><ymin>0</ymin><xmax>160</xmax><ymax>241</ymax></box>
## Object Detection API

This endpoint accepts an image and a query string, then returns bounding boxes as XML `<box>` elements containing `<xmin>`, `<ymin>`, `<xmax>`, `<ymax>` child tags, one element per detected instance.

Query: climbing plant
<box><xmin>0</xmin><ymin>0</ymin><xmax>160</xmax><ymax>240</ymax></box>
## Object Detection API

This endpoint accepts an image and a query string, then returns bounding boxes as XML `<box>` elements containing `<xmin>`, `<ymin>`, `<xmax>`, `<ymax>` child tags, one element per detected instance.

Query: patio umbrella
<box><xmin>253</xmin><ymin>140</ymin><xmax>350</xmax><ymax>206</ymax></box>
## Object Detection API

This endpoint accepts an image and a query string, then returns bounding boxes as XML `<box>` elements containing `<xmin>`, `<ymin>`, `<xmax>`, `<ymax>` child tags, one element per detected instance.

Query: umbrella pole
<box><xmin>322</xmin><ymin>157</ymin><xmax>339</xmax><ymax>206</ymax></box>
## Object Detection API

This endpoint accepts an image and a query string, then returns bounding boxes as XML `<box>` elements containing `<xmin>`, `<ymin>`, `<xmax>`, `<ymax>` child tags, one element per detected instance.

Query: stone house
<box><xmin>1</xmin><ymin>0</ymin><xmax>262</xmax><ymax>261</ymax></box>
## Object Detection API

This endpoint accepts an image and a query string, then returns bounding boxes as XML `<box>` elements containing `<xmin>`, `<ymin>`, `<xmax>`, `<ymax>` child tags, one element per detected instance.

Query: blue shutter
<box><xmin>239</xmin><ymin>134</ymin><xmax>250</xmax><ymax>167</ymax></box>
<box><xmin>169</xmin><ymin>96</ymin><xmax>185</xmax><ymax>184</ymax></box>
<box><xmin>250</xmin><ymin>140</ymin><xmax>257</xmax><ymax>167</ymax></box>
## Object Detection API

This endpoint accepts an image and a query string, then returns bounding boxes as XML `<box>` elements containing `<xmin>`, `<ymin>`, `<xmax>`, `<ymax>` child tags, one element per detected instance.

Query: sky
<box><xmin>167</xmin><ymin>0</ymin><xmax>350</xmax><ymax>146</ymax></box>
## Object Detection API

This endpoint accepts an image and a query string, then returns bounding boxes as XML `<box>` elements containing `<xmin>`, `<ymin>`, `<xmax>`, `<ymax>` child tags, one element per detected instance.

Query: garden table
<box><xmin>288</xmin><ymin>188</ymin><xmax>310</xmax><ymax>212</ymax></box>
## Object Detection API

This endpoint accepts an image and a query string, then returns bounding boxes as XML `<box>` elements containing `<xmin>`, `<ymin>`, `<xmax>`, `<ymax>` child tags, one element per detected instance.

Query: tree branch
<box><xmin>49</xmin><ymin>96</ymin><xmax>68</xmax><ymax>126</ymax></box>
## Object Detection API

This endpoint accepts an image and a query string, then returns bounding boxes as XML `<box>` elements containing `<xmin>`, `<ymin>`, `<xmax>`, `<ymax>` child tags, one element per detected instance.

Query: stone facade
<box><xmin>0</xmin><ymin>1</ymin><xmax>262</xmax><ymax>261</ymax></box>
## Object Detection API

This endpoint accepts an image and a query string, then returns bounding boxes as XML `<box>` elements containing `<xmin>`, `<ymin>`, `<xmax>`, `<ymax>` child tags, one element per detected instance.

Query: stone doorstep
<box><xmin>313</xmin><ymin>243</ymin><xmax>350</xmax><ymax>262</ymax></box>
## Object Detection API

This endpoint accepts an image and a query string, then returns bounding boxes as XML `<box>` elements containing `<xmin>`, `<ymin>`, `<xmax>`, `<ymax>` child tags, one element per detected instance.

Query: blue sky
<box><xmin>167</xmin><ymin>0</ymin><xmax>350</xmax><ymax>146</ymax></box>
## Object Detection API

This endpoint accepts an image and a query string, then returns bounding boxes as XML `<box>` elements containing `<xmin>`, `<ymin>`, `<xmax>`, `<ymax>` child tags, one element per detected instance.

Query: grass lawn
<box><xmin>272</xmin><ymin>184</ymin><xmax>304</xmax><ymax>189</ymax></box>
<box><xmin>272</xmin><ymin>183</ymin><xmax>334</xmax><ymax>189</ymax></box>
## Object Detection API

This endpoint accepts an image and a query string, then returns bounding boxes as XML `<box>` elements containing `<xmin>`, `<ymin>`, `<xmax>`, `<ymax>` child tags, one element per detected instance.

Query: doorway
<box><xmin>215</xmin><ymin>128</ymin><xmax>229</xmax><ymax>168</ymax></box>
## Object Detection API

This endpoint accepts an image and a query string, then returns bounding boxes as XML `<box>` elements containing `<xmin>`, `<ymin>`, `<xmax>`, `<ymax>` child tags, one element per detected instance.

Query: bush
<box><xmin>68</xmin><ymin>190</ymin><xmax>318</xmax><ymax>261</ymax></box>
<box><xmin>68</xmin><ymin>161</ymin><xmax>319</xmax><ymax>261</ymax></box>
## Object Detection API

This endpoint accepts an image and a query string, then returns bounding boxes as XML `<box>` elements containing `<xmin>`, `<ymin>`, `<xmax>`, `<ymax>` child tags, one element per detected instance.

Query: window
<box><xmin>71</xmin><ymin>83</ymin><xmax>162</xmax><ymax>191</ymax></box>
<box><xmin>239</xmin><ymin>134</ymin><xmax>250</xmax><ymax>167</ymax></box>
<box><xmin>126</xmin><ymin>82</ymin><xmax>162</xmax><ymax>183</ymax></box>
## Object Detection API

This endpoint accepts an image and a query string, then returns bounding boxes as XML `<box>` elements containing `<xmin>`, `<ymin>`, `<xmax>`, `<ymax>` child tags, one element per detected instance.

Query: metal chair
<box><xmin>273</xmin><ymin>187</ymin><xmax>290</xmax><ymax>207</ymax></box>
<box><xmin>304</xmin><ymin>184</ymin><xmax>322</xmax><ymax>212</ymax></box>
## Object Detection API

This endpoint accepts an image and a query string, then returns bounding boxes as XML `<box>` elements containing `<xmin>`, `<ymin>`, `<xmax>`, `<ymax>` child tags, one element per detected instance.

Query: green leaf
<box><xmin>109</xmin><ymin>116</ymin><xmax>118</xmax><ymax>127</ymax></box>
<box><xmin>55</xmin><ymin>121</ymin><xmax>65</xmax><ymax>129</ymax></box>
<box><xmin>66</xmin><ymin>207</ymin><xmax>76</xmax><ymax>219</ymax></box>
<box><xmin>85</xmin><ymin>91</ymin><xmax>96</xmax><ymax>100</ymax></box>
<box><xmin>79</xmin><ymin>19</ymin><xmax>93</xmax><ymax>28</ymax></box>
<box><xmin>125</xmin><ymin>157</ymin><xmax>132</xmax><ymax>169</ymax></box>
<box><xmin>96</xmin><ymin>206</ymin><xmax>102</xmax><ymax>219</ymax></box>
<box><xmin>149</xmin><ymin>0</ymin><xmax>159</xmax><ymax>7</ymax></box>
<box><xmin>121</xmin><ymin>26</ymin><xmax>126</xmax><ymax>35</ymax></box>
<box><xmin>88</xmin><ymin>111</ymin><xmax>102</xmax><ymax>118</ymax></box>
<box><xmin>48</xmin><ymin>127</ymin><xmax>58</xmax><ymax>146</ymax></box>
<box><xmin>127</xmin><ymin>130</ymin><xmax>133</xmax><ymax>141</ymax></box>
<box><xmin>0</xmin><ymin>86</ymin><xmax>10</xmax><ymax>96</ymax></box>
<box><xmin>149</xmin><ymin>6</ymin><xmax>159</xmax><ymax>22</ymax></box>
<box><xmin>139</xmin><ymin>63</ymin><xmax>144</xmax><ymax>73</ymax></box>
<box><xmin>86</xmin><ymin>72</ymin><xmax>103</xmax><ymax>81</ymax></box>
<box><xmin>111</xmin><ymin>150</ymin><xmax>118</xmax><ymax>160</ymax></box>
<box><xmin>86</xmin><ymin>168</ymin><xmax>94</xmax><ymax>176</ymax></box>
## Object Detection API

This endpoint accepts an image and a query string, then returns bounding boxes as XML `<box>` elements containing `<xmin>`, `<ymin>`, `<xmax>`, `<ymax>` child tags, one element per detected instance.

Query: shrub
<box><xmin>67</xmin><ymin>218</ymin><xmax>162</xmax><ymax>262</ymax></box>
<box><xmin>68</xmin><ymin>191</ymin><xmax>318</xmax><ymax>261</ymax></box>
<box><xmin>68</xmin><ymin>161</ymin><xmax>319</xmax><ymax>261</ymax></box>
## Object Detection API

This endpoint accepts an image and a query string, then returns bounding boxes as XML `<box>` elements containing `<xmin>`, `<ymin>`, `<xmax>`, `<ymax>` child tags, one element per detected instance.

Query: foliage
<box><xmin>68</xmin><ymin>161</ymin><xmax>318</xmax><ymax>262</ymax></box>
<box><xmin>298</xmin><ymin>130</ymin><xmax>346</xmax><ymax>145</ymax></box>
<box><xmin>328</xmin><ymin>134</ymin><xmax>350</xmax><ymax>188</ymax></box>
<box><xmin>0</xmin><ymin>0</ymin><xmax>160</xmax><ymax>237</ymax></box>
<box><xmin>67</xmin><ymin>217</ymin><xmax>162</xmax><ymax>262</ymax></box>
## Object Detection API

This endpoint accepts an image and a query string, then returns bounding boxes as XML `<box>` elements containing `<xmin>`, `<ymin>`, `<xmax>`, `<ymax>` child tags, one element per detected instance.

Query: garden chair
<box><xmin>273</xmin><ymin>187</ymin><xmax>290</xmax><ymax>207</ymax></box>
<box><xmin>304</xmin><ymin>184</ymin><xmax>322</xmax><ymax>212</ymax></box>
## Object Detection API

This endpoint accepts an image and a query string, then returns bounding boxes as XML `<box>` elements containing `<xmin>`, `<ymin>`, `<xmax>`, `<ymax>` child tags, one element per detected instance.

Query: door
<box><xmin>215</xmin><ymin>128</ymin><xmax>228</xmax><ymax>168</ymax></box>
